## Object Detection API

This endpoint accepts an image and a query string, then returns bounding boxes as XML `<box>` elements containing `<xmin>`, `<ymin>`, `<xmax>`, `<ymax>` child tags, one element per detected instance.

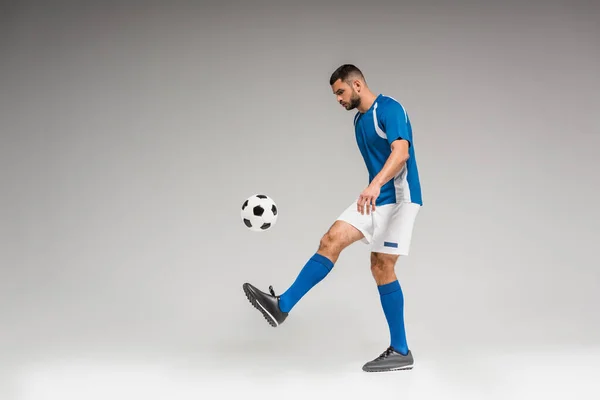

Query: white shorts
<box><xmin>336</xmin><ymin>200</ymin><xmax>421</xmax><ymax>256</ymax></box>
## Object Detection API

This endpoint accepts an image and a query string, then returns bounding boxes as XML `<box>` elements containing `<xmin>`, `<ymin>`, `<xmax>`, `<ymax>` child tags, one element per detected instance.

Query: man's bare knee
<box><xmin>370</xmin><ymin>252</ymin><xmax>399</xmax><ymax>285</ymax></box>
<box><xmin>317</xmin><ymin>221</ymin><xmax>363</xmax><ymax>261</ymax></box>
<box><xmin>318</xmin><ymin>230</ymin><xmax>342</xmax><ymax>257</ymax></box>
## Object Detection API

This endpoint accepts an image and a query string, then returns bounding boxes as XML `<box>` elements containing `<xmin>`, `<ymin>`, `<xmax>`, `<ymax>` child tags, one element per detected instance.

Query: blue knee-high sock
<box><xmin>278</xmin><ymin>253</ymin><xmax>334</xmax><ymax>313</ymax></box>
<box><xmin>378</xmin><ymin>280</ymin><xmax>409</xmax><ymax>355</ymax></box>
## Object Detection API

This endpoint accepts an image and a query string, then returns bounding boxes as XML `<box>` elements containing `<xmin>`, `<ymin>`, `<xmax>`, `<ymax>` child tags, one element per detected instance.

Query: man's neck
<box><xmin>357</xmin><ymin>92</ymin><xmax>378</xmax><ymax>113</ymax></box>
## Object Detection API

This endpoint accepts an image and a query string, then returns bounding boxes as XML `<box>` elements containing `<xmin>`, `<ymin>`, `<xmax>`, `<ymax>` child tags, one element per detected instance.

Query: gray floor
<box><xmin>4</xmin><ymin>323</ymin><xmax>600</xmax><ymax>399</ymax></box>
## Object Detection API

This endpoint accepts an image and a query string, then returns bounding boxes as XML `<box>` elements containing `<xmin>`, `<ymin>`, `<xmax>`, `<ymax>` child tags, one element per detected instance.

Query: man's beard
<box><xmin>346</xmin><ymin>93</ymin><xmax>361</xmax><ymax>110</ymax></box>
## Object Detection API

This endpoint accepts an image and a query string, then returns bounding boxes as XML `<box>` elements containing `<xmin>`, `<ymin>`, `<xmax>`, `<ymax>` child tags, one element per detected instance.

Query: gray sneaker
<box><xmin>362</xmin><ymin>346</ymin><xmax>414</xmax><ymax>372</ymax></box>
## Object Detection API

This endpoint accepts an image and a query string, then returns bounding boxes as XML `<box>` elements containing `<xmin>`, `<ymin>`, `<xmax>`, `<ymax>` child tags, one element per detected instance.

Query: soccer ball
<box><xmin>240</xmin><ymin>194</ymin><xmax>278</xmax><ymax>232</ymax></box>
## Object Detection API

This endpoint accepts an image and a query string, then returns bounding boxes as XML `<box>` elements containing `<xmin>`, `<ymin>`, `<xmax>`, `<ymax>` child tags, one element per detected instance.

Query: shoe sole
<box><xmin>242</xmin><ymin>283</ymin><xmax>278</xmax><ymax>327</ymax></box>
<box><xmin>363</xmin><ymin>365</ymin><xmax>413</xmax><ymax>372</ymax></box>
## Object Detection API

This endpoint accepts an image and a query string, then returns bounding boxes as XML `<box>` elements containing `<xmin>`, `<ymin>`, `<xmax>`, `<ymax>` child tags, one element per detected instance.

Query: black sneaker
<box><xmin>362</xmin><ymin>346</ymin><xmax>414</xmax><ymax>372</ymax></box>
<box><xmin>242</xmin><ymin>283</ymin><xmax>288</xmax><ymax>327</ymax></box>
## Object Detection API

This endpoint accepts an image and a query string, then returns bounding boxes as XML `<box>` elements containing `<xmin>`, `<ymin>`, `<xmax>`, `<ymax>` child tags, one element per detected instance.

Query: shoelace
<box><xmin>268</xmin><ymin>285</ymin><xmax>277</xmax><ymax>297</ymax></box>
<box><xmin>377</xmin><ymin>346</ymin><xmax>395</xmax><ymax>359</ymax></box>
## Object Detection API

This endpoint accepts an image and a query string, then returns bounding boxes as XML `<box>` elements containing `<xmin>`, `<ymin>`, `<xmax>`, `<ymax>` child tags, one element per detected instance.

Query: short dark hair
<box><xmin>329</xmin><ymin>64</ymin><xmax>365</xmax><ymax>86</ymax></box>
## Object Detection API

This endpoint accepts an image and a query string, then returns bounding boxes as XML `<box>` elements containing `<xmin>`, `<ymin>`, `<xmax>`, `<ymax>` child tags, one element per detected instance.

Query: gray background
<box><xmin>1</xmin><ymin>0</ymin><xmax>599</xmax><ymax>398</ymax></box>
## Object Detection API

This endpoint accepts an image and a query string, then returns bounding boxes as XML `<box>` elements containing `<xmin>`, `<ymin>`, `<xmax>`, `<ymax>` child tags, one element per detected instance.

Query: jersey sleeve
<box><xmin>380</xmin><ymin>101</ymin><xmax>412</xmax><ymax>147</ymax></box>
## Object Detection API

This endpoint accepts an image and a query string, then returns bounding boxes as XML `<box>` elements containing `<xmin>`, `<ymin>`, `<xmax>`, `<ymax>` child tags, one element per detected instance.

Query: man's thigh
<box><xmin>335</xmin><ymin>200</ymin><xmax>373</xmax><ymax>244</ymax></box>
<box><xmin>325</xmin><ymin>219</ymin><xmax>366</xmax><ymax>248</ymax></box>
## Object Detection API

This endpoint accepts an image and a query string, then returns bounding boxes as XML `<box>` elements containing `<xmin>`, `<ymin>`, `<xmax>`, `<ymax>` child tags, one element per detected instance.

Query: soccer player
<box><xmin>242</xmin><ymin>64</ymin><xmax>423</xmax><ymax>372</ymax></box>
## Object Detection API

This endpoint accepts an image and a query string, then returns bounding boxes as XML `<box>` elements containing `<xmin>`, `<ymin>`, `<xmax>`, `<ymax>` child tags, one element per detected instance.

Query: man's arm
<box><xmin>357</xmin><ymin>99</ymin><xmax>412</xmax><ymax>215</ymax></box>
<box><xmin>371</xmin><ymin>139</ymin><xmax>410</xmax><ymax>188</ymax></box>
<box><xmin>357</xmin><ymin>139</ymin><xmax>409</xmax><ymax>214</ymax></box>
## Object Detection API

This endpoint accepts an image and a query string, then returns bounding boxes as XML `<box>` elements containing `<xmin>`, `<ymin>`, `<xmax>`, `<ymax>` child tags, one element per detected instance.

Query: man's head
<box><xmin>330</xmin><ymin>64</ymin><xmax>367</xmax><ymax>110</ymax></box>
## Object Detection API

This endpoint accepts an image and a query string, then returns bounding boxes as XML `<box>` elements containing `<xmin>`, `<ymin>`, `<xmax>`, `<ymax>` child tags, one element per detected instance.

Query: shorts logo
<box><xmin>384</xmin><ymin>241</ymin><xmax>398</xmax><ymax>248</ymax></box>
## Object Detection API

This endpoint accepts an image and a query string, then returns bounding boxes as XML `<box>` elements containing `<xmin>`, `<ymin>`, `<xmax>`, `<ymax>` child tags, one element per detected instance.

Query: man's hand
<box><xmin>357</xmin><ymin>182</ymin><xmax>381</xmax><ymax>215</ymax></box>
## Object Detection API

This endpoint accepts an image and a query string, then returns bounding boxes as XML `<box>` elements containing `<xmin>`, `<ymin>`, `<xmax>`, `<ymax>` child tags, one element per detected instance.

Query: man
<box><xmin>242</xmin><ymin>64</ymin><xmax>423</xmax><ymax>372</ymax></box>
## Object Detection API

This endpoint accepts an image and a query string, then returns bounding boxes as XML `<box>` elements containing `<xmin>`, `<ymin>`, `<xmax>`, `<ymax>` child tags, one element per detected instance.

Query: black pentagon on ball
<box><xmin>271</xmin><ymin>204</ymin><xmax>277</xmax><ymax>215</ymax></box>
<box><xmin>256</xmin><ymin>194</ymin><xmax>267</xmax><ymax>199</ymax></box>
<box><xmin>260</xmin><ymin>223</ymin><xmax>271</xmax><ymax>230</ymax></box>
<box><xmin>243</xmin><ymin>218</ymin><xmax>252</xmax><ymax>227</ymax></box>
<box><xmin>253</xmin><ymin>205</ymin><xmax>264</xmax><ymax>216</ymax></box>
<box><xmin>242</xmin><ymin>199</ymin><xmax>248</xmax><ymax>210</ymax></box>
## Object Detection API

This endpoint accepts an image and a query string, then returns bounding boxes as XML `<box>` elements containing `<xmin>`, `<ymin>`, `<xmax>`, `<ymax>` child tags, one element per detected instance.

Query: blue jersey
<box><xmin>354</xmin><ymin>94</ymin><xmax>423</xmax><ymax>206</ymax></box>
